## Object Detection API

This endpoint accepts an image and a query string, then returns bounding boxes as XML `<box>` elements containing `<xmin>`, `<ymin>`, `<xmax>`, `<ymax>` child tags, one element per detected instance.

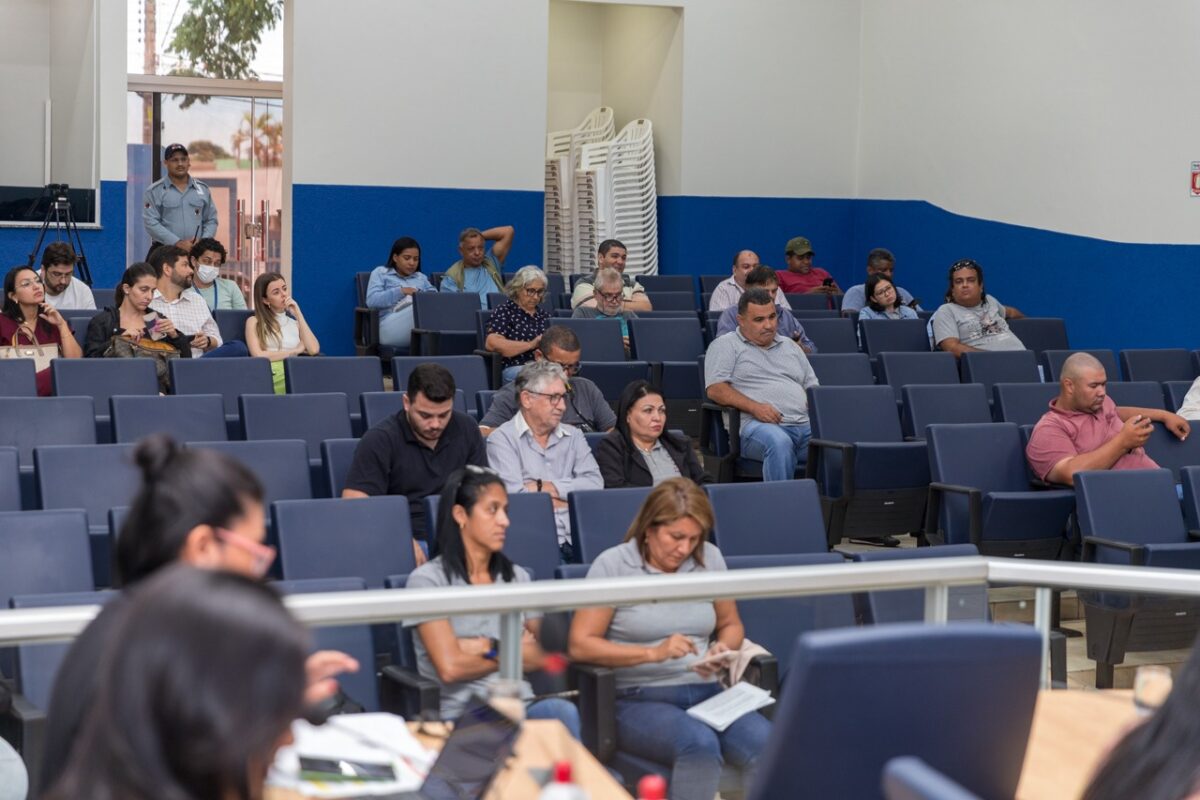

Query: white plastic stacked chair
<box><xmin>544</xmin><ymin>107</ymin><xmax>615</xmax><ymax>277</ymax></box>
<box><xmin>578</xmin><ymin>119</ymin><xmax>659</xmax><ymax>276</ymax></box>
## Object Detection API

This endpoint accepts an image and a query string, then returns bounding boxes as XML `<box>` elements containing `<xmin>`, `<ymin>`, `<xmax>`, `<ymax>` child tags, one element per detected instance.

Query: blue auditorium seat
<box><xmin>0</xmin><ymin>447</ymin><xmax>20</xmax><ymax>511</ymax></box>
<box><xmin>925</xmin><ymin>423</ymin><xmax>1073</xmax><ymax>559</ymax></box>
<box><xmin>860</xmin><ymin>319</ymin><xmax>932</xmax><ymax>355</ymax></box>
<box><xmin>213</xmin><ymin>309</ymin><xmax>253</xmax><ymax>343</ymax></box>
<box><xmin>568</xmin><ymin>486</ymin><xmax>652</xmax><ymax>563</ymax></box>
<box><xmin>877</xmin><ymin>352</ymin><xmax>959</xmax><ymax>401</ymax></box>
<box><xmin>169</xmin><ymin>356</ymin><xmax>274</xmax><ymax>438</ymax></box>
<box><xmin>882</xmin><ymin>757</ymin><xmax>982</xmax><ymax>800</ymax></box>
<box><xmin>1164</xmin><ymin>380</ymin><xmax>1195</xmax><ymax>413</ymax></box>
<box><xmin>51</xmin><ymin>359</ymin><xmax>158</xmax><ymax>442</ymax></box>
<box><xmin>643</xmin><ymin>291</ymin><xmax>696</xmax><ymax>311</ymax></box>
<box><xmin>578</xmin><ymin>361</ymin><xmax>652</xmax><ymax>403</ymax></box>
<box><xmin>0</xmin><ymin>360</ymin><xmax>37</xmax><ymax>397</ymax></box>
<box><xmin>747</xmin><ymin>623</ymin><xmax>1040</xmax><ymax>800</ymax></box>
<box><xmin>699</xmin><ymin>275</ymin><xmax>726</xmax><ymax>294</ymax></box>
<box><xmin>411</xmin><ymin>293</ymin><xmax>481</xmax><ymax>355</ymax></box>
<box><xmin>849</xmin><ymin>544</ymin><xmax>986</xmax><ymax>625</ymax></box>
<box><xmin>0</xmin><ymin>396</ymin><xmax>96</xmax><ymax>509</ymax></box>
<box><xmin>805</xmin><ymin>353</ymin><xmax>875</xmax><ymax>386</ymax></box>
<box><xmin>639</xmin><ymin>275</ymin><xmax>695</xmax><ymax>293</ymax></box>
<box><xmin>1142</xmin><ymin>424</ymin><xmax>1200</xmax><ymax>481</ymax></box>
<box><xmin>285</xmin><ymin>356</ymin><xmax>384</xmax><ymax>435</ymax></box>
<box><xmin>110</xmin><ymin>394</ymin><xmax>228</xmax><ymax>443</ymax></box>
<box><xmin>186</xmin><ymin>439</ymin><xmax>313</xmax><ymax>504</ymax></box>
<box><xmin>901</xmin><ymin>384</ymin><xmax>992</xmax><ymax>439</ymax></box>
<box><xmin>786</xmin><ymin>293</ymin><xmax>840</xmax><ymax>312</ymax></box>
<box><xmin>794</xmin><ymin>318</ymin><xmax>857</xmax><ymax>354</ymax></box>
<box><xmin>360</xmin><ymin>390</ymin><xmax>469</xmax><ymax>430</ymax></box>
<box><xmin>91</xmin><ymin>288</ymin><xmax>115</xmax><ymax>308</ymax></box>
<box><xmin>958</xmin><ymin>350</ymin><xmax>1040</xmax><ymax>395</ymax></box>
<box><xmin>424</xmin><ymin>492</ymin><xmax>560</xmax><ymax>582</ymax></box>
<box><xmin>1119</xmin><ymin>348</ymin><xmax>1197</xmax><ymax>383</ymax></box>
<box><xmin>629</xmin><ymin>317</ymin><xmax>707</xmax><ymax>433</ymax></box>
<box><xmin>1183</xmin><ymin>466</ymin><xmax>1200</xmax><ymax>531</ymax></box>
<box><xmin>273</xmin><ymin>496</ymin><xmax>416</xmax><ymax>587</ymax></box>
<box><xmin>476</xmin><ymin>389</ymin><xmax>497</xmax><ymax>419</ymax></box>
<box><xmin>553</xmin><ymin>319</ymin><xmax>628</xmax><ymax>362</ymax></box>
<box><xmin>1076</xmin><ymin>469</ymin><xmax>1200</xmax><ymax>687</ymax></box>
<box><xmin>1104</xmin><ymin>380</ymin><xmax>1166</xmax><ymax>410</ymax></box>
<box><xmin>391</xmin><ymin>355</ymin><xmax>490</xmax><ymax>408</ymax></box>
<box><xmin>705</xmin><ymin>480</ymin><xmax>827</xmax><ymax>556</ymax></box>
<box><xmin>1040</xmin><ymin>349</ymin><xmax>1118</xmax><ymax>382</ymax></box>
<box><xmin>1006</xmin><ymin>318</ymin><xmax>1068</xmax><ymax>358</ymax></box>
<box><xmin>807</xmin><ymin>385</ymin><xmax>930</xmax><ymax>547</ymax></box>
<box><xmin>240</xmin><ymin>392</ymin><xmax>352</xmax><ymax>465</ymax></box>
<box><xmin>992</xmin><ymin>382</ymin><xmax>1058</xmax><ymax>427</ymax></box>
<box><xmin>320</xmin><ymin>438</ymin><xmax>360</xmax><ymax>497</ymax></box>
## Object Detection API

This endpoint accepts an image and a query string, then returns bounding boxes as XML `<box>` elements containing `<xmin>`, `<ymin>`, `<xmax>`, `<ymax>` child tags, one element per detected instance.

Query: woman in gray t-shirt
<box><xmin>568</xmin><ymin>478</ymin><xmax>771</xmax><ymax>800</ymax></box>
<box><xmin>405</xmin><ymin>466</ymin><xmax>580</xmax><ymax>737</ymax></box>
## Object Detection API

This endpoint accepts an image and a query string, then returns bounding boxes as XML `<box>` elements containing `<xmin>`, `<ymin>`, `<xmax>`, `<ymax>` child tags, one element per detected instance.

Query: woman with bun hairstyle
<box><xmin>37</xmin><ymin>435</ymin><xmax>357</xmax><ymax>792</ymax></box>
<box><xmin>45</xmin><ymin>566</ymin><xmax>310</xmax><ymax>800</ymax></box>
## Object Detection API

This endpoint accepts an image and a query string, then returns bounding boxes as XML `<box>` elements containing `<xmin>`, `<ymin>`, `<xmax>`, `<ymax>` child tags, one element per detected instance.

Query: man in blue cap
<box><xmin>142</xmin><ymin>143</ymin><xmax>218</xmax><ymax>258</ymax></box>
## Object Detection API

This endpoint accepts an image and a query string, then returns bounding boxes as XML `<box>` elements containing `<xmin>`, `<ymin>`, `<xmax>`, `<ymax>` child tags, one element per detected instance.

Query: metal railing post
<box><xmin>1033</xmin><ymin>586</ymin><xmax>1053</xmax><ymax>690</ymax></box>
<box><xmin>924</xmin><ymin>583</ymin><xmax>949</xmax><ymax>624</ymax></box>
<box><xmin>499</xmin><ymin>611</ymin><xmax>523</xmax><ymax>681</ymax></box>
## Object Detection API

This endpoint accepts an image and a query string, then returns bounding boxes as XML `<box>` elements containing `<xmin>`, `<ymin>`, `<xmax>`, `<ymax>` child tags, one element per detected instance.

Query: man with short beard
<box><xmin>148</xmin><ymin>245</ymin><xmax>247</xmax><ymax>358</ymax></box>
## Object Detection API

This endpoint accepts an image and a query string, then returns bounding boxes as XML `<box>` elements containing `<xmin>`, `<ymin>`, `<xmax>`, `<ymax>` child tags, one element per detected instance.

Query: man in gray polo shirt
<box><xmin>704</xmin><ymin>288</ymin><xmax>819</xmax><ymax>481</ymax></box>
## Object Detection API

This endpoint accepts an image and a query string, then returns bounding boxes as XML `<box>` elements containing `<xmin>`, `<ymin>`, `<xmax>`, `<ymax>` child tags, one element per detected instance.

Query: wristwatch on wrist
<box><xmin>483</xmin><ymin>637</ymin><xmax>500</xmax><ymax>660</ymax></box>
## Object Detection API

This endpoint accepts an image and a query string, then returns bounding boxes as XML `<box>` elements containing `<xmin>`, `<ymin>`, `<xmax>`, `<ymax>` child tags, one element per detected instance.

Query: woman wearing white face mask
<box><xmin>189</xmin><ymin>238</ymin><xmax>247</xmax><ymax>310</ymax></box>
<box><xmin>246</xmin><ymin>272</ymin><xmax>321</xmax><ymax>393</ymax></box>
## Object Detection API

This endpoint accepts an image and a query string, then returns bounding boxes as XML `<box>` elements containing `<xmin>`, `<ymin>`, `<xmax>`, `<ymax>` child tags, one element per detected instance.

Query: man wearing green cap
<box><xmin>776</xmin><ymin>236</ymin><xmax>840</xmax><ymax>296</ymax></box>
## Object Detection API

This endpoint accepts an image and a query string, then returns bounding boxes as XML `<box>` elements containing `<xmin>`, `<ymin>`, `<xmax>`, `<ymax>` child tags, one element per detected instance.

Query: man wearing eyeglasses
<box><xmin>571</xmin><ymin>267</ymin><xmax>637</xmax><ymax>350</ymax></box>
<box><xmin>38</xmin><ymin>242</ymin><xmax>95</xmax><ymax>310</ymax></box>
<box><xmin>487</xmin><ymin>360</ymin><xmax>604</xmax><ymax>562</ymax></box>
<box><xmin>479</xmin><ymin>325</ymin><xmax>616</xmax><ymax>437</ymax></box>
<box><xmin>570</xmin><ymin>239</ymin><xmax>653</xmax><ymax>311</ymax></box>
<box><xmin>188</xmin><ymin>238</ymin><xmax>246</xmax><ymax>311</ymax></box>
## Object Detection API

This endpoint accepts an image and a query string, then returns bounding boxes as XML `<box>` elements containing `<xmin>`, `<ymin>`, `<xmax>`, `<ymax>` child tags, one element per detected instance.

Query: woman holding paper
<box><xmin>568</xmin><ymin>478</ymin><xmax>771</xmax><ymax>800</ymax></box>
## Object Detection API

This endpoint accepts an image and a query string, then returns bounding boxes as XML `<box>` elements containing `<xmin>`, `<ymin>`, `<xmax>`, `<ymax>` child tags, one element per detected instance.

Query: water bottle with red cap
<box><xmin>636</xmin><ymin>774</ymin><xmax>667</xmax><ymax>799</ymax></box>
<box><xmin>539</xmin><ymin>760</ymin><xmax>589</xmax><ymax>799</ymax></box>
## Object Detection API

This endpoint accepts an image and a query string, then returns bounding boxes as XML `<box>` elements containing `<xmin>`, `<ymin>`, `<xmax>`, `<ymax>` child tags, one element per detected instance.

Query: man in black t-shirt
<box><xmin>342</xmin><ymin>363</ymin><xmax>487</xmax><ymax>564</ymax></box>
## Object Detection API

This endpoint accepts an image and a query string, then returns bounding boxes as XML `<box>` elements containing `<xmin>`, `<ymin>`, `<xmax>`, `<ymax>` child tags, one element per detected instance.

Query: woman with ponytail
<box><xmin>38</xmin><ymin>435</ymin><xmax>357</xmax><ymax>792</ymax></box>
<box><xmin>83</xmin><ymin>262</ymin><xmax>190</xmax><ymax>359</ymax></box>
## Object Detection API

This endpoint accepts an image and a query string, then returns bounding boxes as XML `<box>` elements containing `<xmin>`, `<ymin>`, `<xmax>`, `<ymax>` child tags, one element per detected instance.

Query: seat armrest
<box><xmin>379</xmin><ymin>664</ymin><xmax>441</xmax><ymax>720</ymax></box>
<box><xmin>474</xmin><ymin>348</ymin><xmax>503</xmax><ymax>390</ymax></box>
<box><xmin>0</xmin><ymin>691</ymin><xmax>46</xmax><ymax>782</ymax></box>
<box><xmin>804</xmin><ymin>438</ymin><xmax>855</xmax><ymax>494</ymax></box>
<box><xmin>568</xmin><ymin>662</ymin><xmax>616</xmax><ymax>763</ymax></box>
<box><xmin>1081</xmin><ymin>536</ymin><xmax>1146</xmax><ymax>566</ymax></box>
<box><xmin>1188</xmin><ymin>529</ymin><xmax>1200</xmax><ymax>542</ymax></box>
<box><xmin>925</xmin><ymin>482</ymin><xmax>983</xmax><ymax>546</ymax></box>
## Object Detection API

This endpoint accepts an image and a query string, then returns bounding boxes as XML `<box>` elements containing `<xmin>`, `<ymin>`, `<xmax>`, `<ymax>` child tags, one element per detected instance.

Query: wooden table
<box><xmin>1017</xmin><ymin>689</ymin><xmax>1139</xmax><ymax>800</ymax></box>
<box><xmin>267</xmin><ymin>719</ymin><xmax>631</xmax><ymax>800</ymax></box>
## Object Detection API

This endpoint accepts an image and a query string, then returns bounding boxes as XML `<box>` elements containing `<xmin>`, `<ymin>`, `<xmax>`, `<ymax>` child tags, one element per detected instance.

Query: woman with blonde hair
<box><xmin>568</xmin><ymin>478</ymin><xmax>771</xmax><ymax>800</ymax></box>
<box><xmin>245</xmin><ymin>272</ymin><xmax>320</xmax><ymax>393</ymax></box>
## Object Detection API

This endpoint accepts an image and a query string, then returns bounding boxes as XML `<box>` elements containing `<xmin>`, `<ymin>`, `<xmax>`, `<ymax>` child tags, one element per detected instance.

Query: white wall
<box><xmin>289</xmin><ymin>0</ymin><xmax>548</xmax><ymax>191</ymax></box>
<box><xmin>547</xmin><ymin>1</ymin><xmax>604</xmax><ymax>133</ymax></box>
<box><xmin>0</xmin><ymin>0</ymin><xmax>51</xmax><ymax>186</ymax></box>
<box><xmin>48</xmin><ymin>0</ymin><xmax>96</xmax><ymax>188</ymax></box>
<box><xmin>97</xmin><ymin>0</ymin><xmax>125</xmax><ymax>183</ymax></box>
<box><xmin>858</xmin><ymin>0</ymin><xmax>1200</xmax><ymax>244</ymax></box>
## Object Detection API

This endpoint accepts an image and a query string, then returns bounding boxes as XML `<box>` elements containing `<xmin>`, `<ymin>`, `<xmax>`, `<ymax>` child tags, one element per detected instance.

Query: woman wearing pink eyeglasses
<box><xmin>35</xmin><ymin>434</ymin><xmax>359</xmax><ymax>794</ymax></box>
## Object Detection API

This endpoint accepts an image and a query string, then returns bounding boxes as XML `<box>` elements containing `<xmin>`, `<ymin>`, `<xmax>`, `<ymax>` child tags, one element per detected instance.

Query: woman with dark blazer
<box><xmin>596</xmin><ymin>380</ymin><xmax>711</xmax><ymax>488</ymax></box>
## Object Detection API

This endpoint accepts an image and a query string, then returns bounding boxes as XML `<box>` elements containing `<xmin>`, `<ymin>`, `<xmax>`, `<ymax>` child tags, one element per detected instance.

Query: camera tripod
<box><xmin>25</xmin><ymin>183</ymin><xmax>93</xmax><ymax>286</ymax></box>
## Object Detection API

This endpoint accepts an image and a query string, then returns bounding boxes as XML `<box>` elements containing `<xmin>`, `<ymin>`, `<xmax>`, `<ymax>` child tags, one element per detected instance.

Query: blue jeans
<box><xmin>614</xmin><ymin>682</ymin><xmax>771</xmax><ymax>800</ymax></box>
<box><xmin>379</xmin><ymin>307</ymin><xmax>415</xmax><ymax>349</ymax></box>
<box><xmin>201</xmin><ymin>341</ymin><xmax>250</xmax><ymax>358</ymax></box>
<box><xmin>740</xmin><ymin>420</ymin><xmax>811</xmax><ymax>482</ymax></box>
<box><xmin>527</xmin><ymin>697</ymin><xmax>581</xmax><ymax>741</ymax></box>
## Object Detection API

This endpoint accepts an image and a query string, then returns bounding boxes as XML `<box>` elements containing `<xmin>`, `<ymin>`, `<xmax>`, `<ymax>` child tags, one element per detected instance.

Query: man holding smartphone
<box><xmin>776</xmin><ymin>236</ymin><xmax>840</xmax><ymax>296</ymax></box>
<box><xmin>1026</xmin><ymin>352</ymin><xmax>1190</xmax><ymax>486</ymax></box>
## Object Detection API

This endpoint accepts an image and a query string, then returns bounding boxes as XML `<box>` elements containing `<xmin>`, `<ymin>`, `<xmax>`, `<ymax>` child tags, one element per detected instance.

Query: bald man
<box><xmin>1026</xmin><ymin>353</ymin><xmax>1190</xmax><ymax>486</ymax></box>
<box><xmin>708</xmin><ymin>249</ymin><xmax>788</xmax><ymax>313</ymax></box>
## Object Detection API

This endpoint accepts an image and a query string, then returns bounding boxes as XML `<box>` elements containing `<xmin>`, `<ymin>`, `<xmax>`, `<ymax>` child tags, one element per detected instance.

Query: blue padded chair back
<box><xmin>355</xmin><ymin>271</ymin><xmax>370</xmax><ymax>304</ymax></box>
<box><xmin>926</xmin><ymin>423</ymin><xmax>1028</xmax><ymax>495</ymax></box>
<box><xmin>35</xmin><ymin>444</ymin><xmax>138</xmax><ymax>532</ymax></box>
<box><xmin>1165</xmin><ymin>381</ymin><xmax>1194</xmax><ymax>413</ymax></box>
<box><xmin>0</xmin><ymin>510</ymin><xmax>93</xmax><ymax>606</ymax></box>
<box><xmin>786</xmin><ymin>293</ymin><xmax>837</xmax><ymax>312</ymax></box>
<box><xmin>108</xmin><ymin>506</ymin><xmax>128</xmax><ymax>544</ymax></box>
<box><xmin>110</xmin><ymin>394</ymin><xmax>228</xmax><ymax>443</ymax></box>
<box><xmin>706</xmin><ymin>480</ymin><xmax>827</xmax><ymax>556</ymax></box>
<box><xmin>391</xmin><ymin>355</ymin><xmax>490</xmax><ymax>403</ymax></box>
<box><xmin>1076</xmin><ymin>469</ymin><xmax>1186</xmax><ymax>554</ymax></box>
<box><xmin>579</xmin><ymin>362</ymin><xmax>652</xmax><ymax>402</ymax></box>
<box><xmin>275</xmin><ymin>577</ymin><xmax>380</xmax><ymax>712</ymax></box>
<box><xmin>726</xmin><ymin>553</ymin><xmax>855</xmax><ymax>678</ymax></box>
<box><xmin>1143</xmin><ymin>425</ymin><xmax>1200</xmax><ymax>481</ymax></box>
<box><xmin>554</xmin><ymin>564</ymin><xmax>591</xmax><ymax>580</ymax></box>
<box><xmin>1104</xmin><ymin>380</ymin><xmax>1166</xmax><ymax>410</ymax></box>
<box><xmin>61</xmin><ymin>310</ymin><xmax>97</xmax><ymax>349</ymax></box>
<box><xmin>878</xmin><ymin>352</ymin><xmax>959</xmax><ymax>399</ymax></box>
<box><xmin>273</xmin><ymin>496</ymin><xmax>416</xmax><ymax>587</ymax></box>
<box><xmin>477</xmin><ymin>389</ymin><xmax>497</xmax><ymax>418</ymax></box>
<box><xmin>1183</xmin><ymin>466</ymin><xmax>1200</xmax><ymax>531</ymax></box>
<box><xmin>187</xmin><ymin>440</ymin><xmax>312</xmax><ymax>504</ymax></box>
<box><xmin>285</xmin><ymin>357</ymin><xmax>384</xmax><ymax>418</ymax></box>
<box><xmin>992</xmin><ymin>382</ymin><xmax>1058</xmax><ymax>427</ymax></box>
<box><xmin>860</xmin><ymin>319</ymin><xmax>931</xmax><ymax>355</ymax></box>
<box><xmin>699</xmin><ymin>275</ymin><xmax>726</xmax><ymax>294</ymax></box>
<box><xmin>52</xmin><ymin>357</ymin><xmax>159</xmax><ymax>402</ymax></box>
<box><xmin>91</xmin><ymin>288</ymin><xmax>116</xmax><ymax>308</ymax></box>
<box><xmin>383</xmin><ymin>573</ymin><xmax>421</xmax><ymax>671</ymax></box>
<box><xmin>629</xmin><ymin>318</ymin><xmax>707</xmax><ymax>362</ymax></box>
<box><xmin>809</xmin><ymin>386</ymin><xmax>905</xmax><ymax>443</ymax></box>
<box><xmin>639</xmin><ymin>275</ymin><xmax>695</xmax><ymax>293</ymax></box>
<box><xmin>0</xmin><ymin>447</ymin><xmax>19</xmax><ymax>511</ymax></box>
<box><xmin>424</xmin><ymin>493</ymin><xmax>560</xmax><ymax>581</ymax></box>
<box><xmin>1006</xmin><ymin>318</ymin><xmax>1068</xmax><ymax>358</ymax></box>
<box><xmin>747</xmin><ymin>623</ymin><xmax>1040</xmax><ymax>800</ymax></box>
<box><xmin>902</xmin><ymin>384</ymin><xmax>992</xmax><ymax>439</ymax></box>
<box><xmin>240</xmin><ymin>393</ymin><xmax>352</xmax><ymax>460</ymax></box>
<box><xmin>882</xmin><ymin>757</ymin><xmax>982</xmax><ymax>800</ymax></box>
<box><xmin>11</xmin><ymin>590</ymin><xmax>117</xmax><ymax>710</ymax></box>
<box><xmin>1119</xmin><ymin>349</ymin><xmax>1196</xmax><ymax>383</ymax></box>
<box><xmin>360</xmin><ymin>390</ymin><xmax>467</xmax><ymax>429</ymax></box>
<box><xmin>643</xmin><ymin>292</ymin><xmax>697</xmax><ymax>311</ymax></box>
<box><xmin>794</xmin><ymin>318</ymin><xmax>857</xmax><ymax>354</ymax></box>
<box><xmin>413</xmin><ymin>293</ymin><xmax>481</xmax><ymax>329</ymax></box>
<box><xmin>169</xmin><ymin>356</ymin><xmax>274</xmax><ymax>417</ymax></box>
<box><xmin>0</xmin><ymin>359</ymin><xmax>37</xmax><ymax>397</ymax></box>
<box><xmin>805</xmin><ymin>353</ymin><xmax>875</xmax><ymax>386</ymax></box>
<box><xmin>568</xmin><ymin>486</ymin><xmax>653</xmax><ymax>563</ymax></box>
<box><xmin>321</xmin><ymin>438</ymin><xmax>360</xmax><ymax>497</ymax></box>
<box><xmin>0</xmin><ymin>397</ymin><xmax>96</xmax><ymax>467</ymax></box>
<box><xmin>1041</xmin><ymin>349</ymin><xmax>1118</xmax><ymax>382</ymax></box>
<box><xmin>849</xmin><ymin>544</ymin><xmax>986</xmax><ymax>625</ymax></box>
<box><xmin>213</xmin><ymin>309</ymin><xmax>253</xmax><ymax>343</ymax></box>
<box><xmin>553</xmin><ymin>319</ymin><xmax>628</xmax><ymax>362</ymax></box>
<box><xmin>958</xmin><ymin>350</ymin><xmax>1040</xmax><ymax>394</ymax></box>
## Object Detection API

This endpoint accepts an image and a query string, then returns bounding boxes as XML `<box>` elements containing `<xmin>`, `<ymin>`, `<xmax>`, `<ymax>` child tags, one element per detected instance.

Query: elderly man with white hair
<box><xmin>487</xmin><ymin>360</ymin><xmax>603</xmax><ymax>562</ymax></box>
<box><xmin>571</xmin><ymin>266</ymin><xmax>638</xmax><ymax>349</ymax></box>
<box><xmin>1026</xmin><ymin>351</ymin><xmax>1190</xmax><ymax>486</ymax></box>
<box><xmin>485</xmin><ymin>265</ymin><xmax>552</xmax><ymax>383</ymax></box>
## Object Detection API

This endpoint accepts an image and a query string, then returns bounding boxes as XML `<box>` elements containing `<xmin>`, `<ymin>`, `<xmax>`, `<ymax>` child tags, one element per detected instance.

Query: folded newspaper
<box><xmin>686</xmin><ymin>683</ymin><xmax>775</xmax><ymax>732</ymax></box>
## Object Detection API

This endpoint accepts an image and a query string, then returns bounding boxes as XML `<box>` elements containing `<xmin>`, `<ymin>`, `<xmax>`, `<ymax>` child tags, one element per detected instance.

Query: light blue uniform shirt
<box><xmin>142</xmin><ymin>175</ymin><xmax>218</xmax><ymax>245</ymax></box>
<box><xmin>365</xmin><ymin>266</ymin><xmax>436</xmax><ymax>321</ymax></box>
<box><xmin>439</xmin><ymin>254</ymin><xmax>503</xmax><ymax>307</ymax></box>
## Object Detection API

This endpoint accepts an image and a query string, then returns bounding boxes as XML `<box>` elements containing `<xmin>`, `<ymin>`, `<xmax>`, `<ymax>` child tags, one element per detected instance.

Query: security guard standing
<box><xmin>142</xmin><ymin>143</ymin><xmax>218</xmax><ymax>258</ymax></box>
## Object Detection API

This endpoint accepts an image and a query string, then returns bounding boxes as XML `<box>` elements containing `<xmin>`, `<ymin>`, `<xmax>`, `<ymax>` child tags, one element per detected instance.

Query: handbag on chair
<box><xmin>104</xmin><ymin>335</ymin><xmax>180</xmax><ymax>393</ymax></box>
<box><xmin>0</xmin><ymin>325</ymin><xmax>59</xmax><ymax>373</ymax></box>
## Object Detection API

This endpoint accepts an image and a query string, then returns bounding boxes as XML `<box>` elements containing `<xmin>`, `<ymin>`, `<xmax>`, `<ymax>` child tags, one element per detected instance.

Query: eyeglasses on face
<box><xmin>549</xmin><ymin>359</ymin><xmax>581</xmax><ymax>376</ymax></box>
<box><xmin>526</xmin><ymin>390</ymin><xmax>567</xmax><ymax>406</ymax></box>
<box><xmin>596</xmin><ymin>290</ymin><xmax>623</xmax><ymax>302</ymax></box>
<box><xmin>15</xmin><ymin>277</ymin><xmax>43</xmax><ymax>290</ymax></box>
<box><xmin>522</xmin><ymin>287</ymin><xmax>547</xmax><ymax>297</ymax></box>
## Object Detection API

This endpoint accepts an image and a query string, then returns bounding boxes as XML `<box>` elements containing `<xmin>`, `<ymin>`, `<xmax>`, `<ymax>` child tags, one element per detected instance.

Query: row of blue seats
<box><xmin>56</xmin><ymin>307</ymin><xmax>251</xmax><ymax>350</ymax></box>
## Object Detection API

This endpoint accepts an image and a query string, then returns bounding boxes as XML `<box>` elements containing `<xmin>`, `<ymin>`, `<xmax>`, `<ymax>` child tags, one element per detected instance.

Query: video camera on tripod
<box><xmin>26</xmin><ymin>182</ymin><xmax>93</xmax><ymax>286</ymax></box>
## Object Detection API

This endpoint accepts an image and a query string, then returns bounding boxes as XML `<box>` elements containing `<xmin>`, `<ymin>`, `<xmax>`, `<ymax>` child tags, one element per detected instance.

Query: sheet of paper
<box><xmin>269</xmin><ymin>713</ymin><xmax>436</xmax><ymax>798</ymax></box>
<box><xmin>686</xmin><ymin>682</ymin><xmax>775</xmax><ymax>732</ymax></box>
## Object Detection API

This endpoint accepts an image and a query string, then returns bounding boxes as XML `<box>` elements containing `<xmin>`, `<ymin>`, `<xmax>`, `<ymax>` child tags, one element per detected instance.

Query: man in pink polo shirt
<box><xmin>1026</xmin><ymin>352</ymin><xmax>1190</xmax><ymax>485</ymax></box>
